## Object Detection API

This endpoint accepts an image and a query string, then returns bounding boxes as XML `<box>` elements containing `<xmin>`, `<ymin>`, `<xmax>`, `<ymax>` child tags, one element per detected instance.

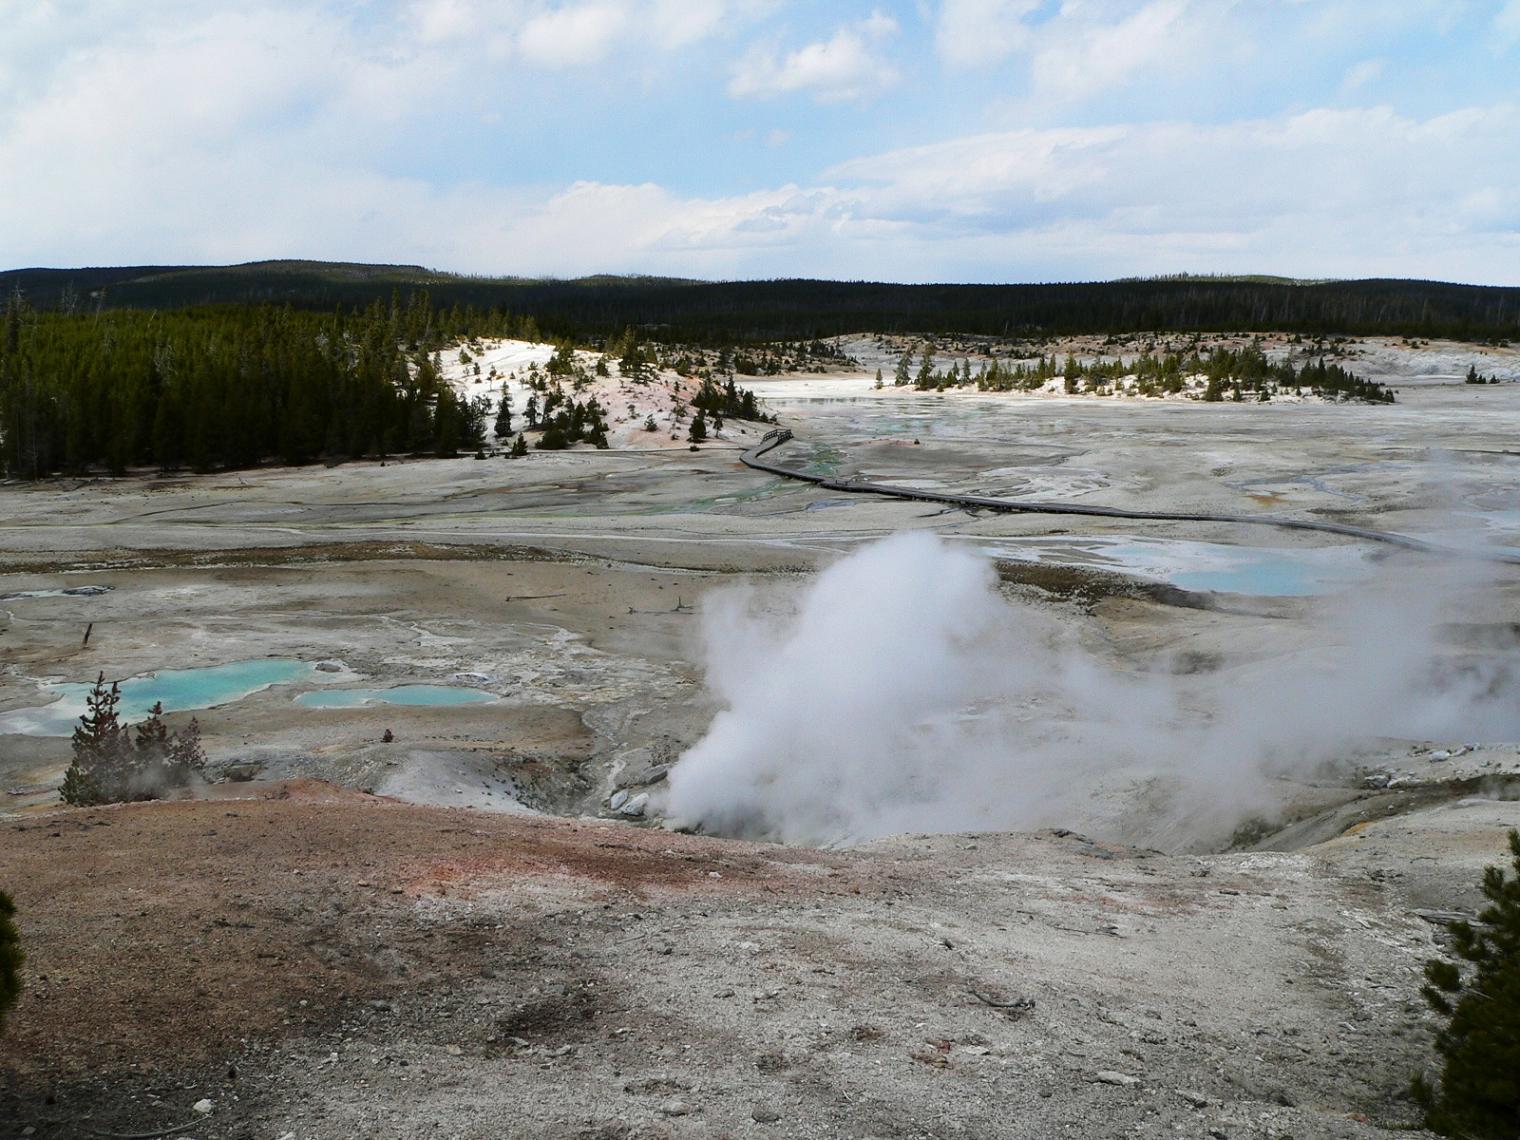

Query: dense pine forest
<box><xmin>0</xmin><ymin>293</ymin><xmax>542</xmax><ymax>477</ymax></box>
<box><xmin>3</xmin><ymin>259</ymin><xmax>1514</xmax><ymax>477</ymax></box>
<box><xmin>3</xmin><ymin>262</ymin><xmax>1519</xmax><ymax>343</ymax></box>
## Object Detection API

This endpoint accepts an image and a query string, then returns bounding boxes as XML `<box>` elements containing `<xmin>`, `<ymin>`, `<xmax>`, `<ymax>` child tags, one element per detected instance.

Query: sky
<box><xmin>2</xmin><ymin>0</ymin><xmax>1518</xmax><ymax>284</ymax></box>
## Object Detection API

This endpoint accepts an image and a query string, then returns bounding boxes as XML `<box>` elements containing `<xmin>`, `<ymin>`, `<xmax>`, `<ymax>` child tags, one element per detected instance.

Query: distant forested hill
<box><xmin>2</xmin><ymin>261</ymin><xmax>1518</xmax><ymax>342</ymax></box>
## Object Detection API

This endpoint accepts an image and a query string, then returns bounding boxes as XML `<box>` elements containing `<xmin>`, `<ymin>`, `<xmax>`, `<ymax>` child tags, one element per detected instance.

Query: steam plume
<box><xmin>664</xmin><ymin>531</ymin><xmax>1520</xmax><ymax>849</ymax></box>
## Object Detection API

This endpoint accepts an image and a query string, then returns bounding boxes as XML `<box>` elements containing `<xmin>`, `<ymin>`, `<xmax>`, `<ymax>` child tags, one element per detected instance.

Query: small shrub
<box><xmin>1412</xmin><ymin>828</ymin><xmax>1520</xmax><ymax>1139</ymax></box>
<box><xmin>0</xmin><ymin>890</ymin><xmax>21</xmax><ymax>1035</ymax></box>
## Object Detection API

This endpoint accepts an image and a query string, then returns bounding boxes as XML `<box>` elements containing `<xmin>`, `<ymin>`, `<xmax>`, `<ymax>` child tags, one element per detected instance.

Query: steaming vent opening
<box><xmin>660</xmin><ymin>531</ymin><xmax>1520</xmax><ymax>855</ymax></box>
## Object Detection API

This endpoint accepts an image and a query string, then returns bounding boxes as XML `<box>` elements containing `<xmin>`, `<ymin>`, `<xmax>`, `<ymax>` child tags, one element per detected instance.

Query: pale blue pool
<box><xmin>1170</xmin><ymin>556</ymin><xmax>1322</xmax><ymax>596</ymax></box>
<box><xmin>0</xmin><ymin>658</ymin><xmax>320</xmax><ymax>737</ymax></box>
<box><xmin>294</xmin><ymin>685</ymin><xmax>499</xmax><ymax>709</ymax></box>
<box><xmin>979</xmin><ymin>536</ymin><xmax>1369</xmax><ymax>597</ymax></box>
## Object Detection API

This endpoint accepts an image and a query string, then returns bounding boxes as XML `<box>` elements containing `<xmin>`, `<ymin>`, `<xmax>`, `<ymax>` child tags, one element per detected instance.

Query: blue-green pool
<box><xmin>0</xmin><ymin>658</ymin><xmax>320</xmax><ymax>737</ymax></box>
<box><xmin>294</xmin><ymin>685</ymin><xmax>499</xmax><ymax>709</ymax></box>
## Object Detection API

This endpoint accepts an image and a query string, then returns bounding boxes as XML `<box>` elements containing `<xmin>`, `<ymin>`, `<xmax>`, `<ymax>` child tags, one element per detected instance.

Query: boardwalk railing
<box><xmin>739</xmin><ymin>429</ymin><xmax>1518</xmax><ymax>562</ymax></box>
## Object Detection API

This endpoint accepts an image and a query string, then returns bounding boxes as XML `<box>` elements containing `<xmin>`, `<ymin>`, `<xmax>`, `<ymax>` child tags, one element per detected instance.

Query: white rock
<box><xmin>621</xmin><ymin>792</ymin><xmax>649</xmax><ymax>817</ymax></box>
<box><xmin>1091</xmin><ymin>1071</ymin><xmax>1140</xmax><ymax>1086</ymax></box>
<box><xmin>192</xmin><ymin>1098</ymin><xmax>215</xmax><ymax>1114</ymax></box>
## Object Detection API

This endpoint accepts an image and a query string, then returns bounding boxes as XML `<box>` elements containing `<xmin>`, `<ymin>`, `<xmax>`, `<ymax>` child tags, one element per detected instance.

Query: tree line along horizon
<box><xmin>0</xmin><ymin>293</ymin><xmax>770</xmax><ymax>478</ymax></box>
<box><xmin>0</xmin><ymin>283</ymin><xmax>1479</xmax><ymax>479</ymax></box>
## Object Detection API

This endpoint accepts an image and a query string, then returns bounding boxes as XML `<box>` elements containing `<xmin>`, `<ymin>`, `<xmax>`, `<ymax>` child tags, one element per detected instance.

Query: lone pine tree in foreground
<box><xmin>60</xmin><ymin>672</ymin><xmax>130</xmax><ymax>806</ymax></box>
<box><xmin>1413</xmin><ymin>828</ymin><xmax>1520</xmax><ymax>1139</ymax></box>
<box><xmin>60</xmin><ymin>676</ymin><xmax>207</xmax><ymax>806</ymax></box>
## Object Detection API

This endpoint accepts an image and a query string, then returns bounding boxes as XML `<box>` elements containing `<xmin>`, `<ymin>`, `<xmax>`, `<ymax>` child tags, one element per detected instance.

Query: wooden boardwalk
<box><xmin>739</xmin><ymin>429</ymin><xmax>1520</xmax><ymax>563</ymax></box>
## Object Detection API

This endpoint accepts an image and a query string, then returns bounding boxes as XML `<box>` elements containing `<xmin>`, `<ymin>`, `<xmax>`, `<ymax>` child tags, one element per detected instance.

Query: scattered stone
<box><xmin>609</xmin><ymin>790</ymin><xmax>629</xmax><ymax>812</ymax></box>
<box><xmin>618</xmin><ymin>762</ymin><xmax>671</xmax><ymax>788</ymax></box>
<box><xmin>657</xmin><ymin>1098</ymin><xmax>692</xmax><ymax>1117</ymax></box>
<box><xmin>968</xmin><ymin>989</ymin><xmax>1035</xmax><ymax>1019</ymax></box>
<box><xmin>625</xmin><ymin>1076</ymin><xmax>690</xmax><ymax>1095</ymax></box>
<box><xmin>752</xmin><ymin>1105</ymin><xmax>782</xmax><ymax>1124</ymax></box>
<box><xmin>217</xmin><ymin>761</ymin><xmax>264</xmax><ymax>783</ymax></box>
<box><xmin>192</xmin><ymin>1098</ymin><xmax>215</xmax><ymax>1114</ymax></box>
<box><xmin>1089</xmin><ymin>1071</ymin><xmax>1140</xmax><ymax>1087</ymax></box>
<box><xmin>1429</xmin><ymin>749</ymin><xmax>1451</xmax><ymax>762</ymax></box>
<box><xmin>446</xmin><ymin>1044</ymin><xmax>464</xmax><ymax>1056</ymax></box>
<box><xmin>314</xmin><ymin>660</ymin><xmax>346</xmax><ymax>673</ymax></box>
<box><xmin>1176</xmin><ymin>1089</ymin><xmax>1214</xmax><ymax>1108</ymax></box>
<box><xmin>1415</xmin><ymin>908</ymin><xmax>1473</xmax><ymax>926</ymax></box>
<box><xmin>620</xmin><ymin>793</ymin><xmax>649</xmax><ymax>818</ymax></box>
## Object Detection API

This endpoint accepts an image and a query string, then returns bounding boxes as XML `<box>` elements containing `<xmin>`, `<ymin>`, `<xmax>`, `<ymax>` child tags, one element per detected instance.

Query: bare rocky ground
<box><xmin>5</xmin><ymin>334</ymin><xmax>1520</xmax><ymax>1137</ymax></box>
<box><xmin>3</xmin><ymin>782</ymin><xmax>1516</xmax><ymax>1140</ymax></box>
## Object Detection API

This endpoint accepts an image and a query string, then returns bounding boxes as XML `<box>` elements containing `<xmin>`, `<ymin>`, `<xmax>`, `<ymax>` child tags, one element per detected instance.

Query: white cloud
<box><xmin>1</xmin><ymin>2</ymin><xmax>1517</xmax><ymax>286</ymax></box>
<box><xmin>934</xmin><ymin>0</ymin><xmax>1038</xmax><ymax>69</ymax></box>
<box><xmin>645</xmin><ymin>0</ymin><xmax>749</xmax><ymax>50</ymax></box>
<box><xmin>402</xmin><ymin>0</ymin><xmax>753</xmax><ymax>64</ymax></box>
<box><xmin>1027</xmin><ymin>0</ymin><xmax>1195</xmax><ymax>103</ymax></box>
<box><xmin>516</xmin><ymin>3</ymin><xmax>630</xmax><ymax>68</ymax></box>
<box><xmin>729</xmin><ymin>12</ymin><xmax>900</xmax><ymax>102</ymax></box>
<box><xmin>813</xmin><ymin>104</ymin><xmax>1520</xmax><ymax>280</ymax></box>
<box><xmin>413</xmin><ymin>0</ymin><xmax>489</xmax><ymax>45</ymax></box>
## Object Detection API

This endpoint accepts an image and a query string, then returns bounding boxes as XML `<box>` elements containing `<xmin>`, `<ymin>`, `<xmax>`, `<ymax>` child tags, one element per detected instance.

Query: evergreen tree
<box><xmin>493</xmin><ymin>391</ymin><xmax>513</xmax><ymax>439</ymax></box>
<box><xmin>60</xmin><ymin>673</ymin><xmax>130</xmax><ymax>806</ymax></box>
<box><xmin>1413</xmin><ymin>829</ymin><xmax>1520</xmax><ymax>1139</ymax></box>
<box><xmin>510</xmin><ymin>432</ymin><xmax>529</xmax><ymax>457</ymax></box>
<box><xmin>134</xmin><ymin>700</ymin><xmax>173</xmax><ymax>775</ymax></box>
<box><xmin>915</xmin><ymin>346</ymin><xmax>936</xmax><ymax>389</ymax></box>
<box><xmin>60</xmin><ymin>679</ymin><xmax>208</xmax><ymax>805</ymax></box>
<box><xmin>688</xmin><ymin>410</ymin><xmax>707</xmax><ymax>443</ymax></box>
<box><xmin>893</xmin><ymin>351</ymin><xmax>912</xmax><ymax>386</ymax></box>
<box><xmin>165</xmin><ymin>717</ymin><xmax>206</xmax><ymax>785</ymax></box>
<box><xmin>618</xmin><ymin>330</ymin><xmax>652</xmax><ymax>380</ymax></box>
<box><xmin>433</xmin><ymin>385</ymin><xmax>461</xmax><ymax>456</ymax></box>
<box><xmin>0</xmin><ymin>889</ymin><xmax>19</xmax><ymax>1037</ymax></box>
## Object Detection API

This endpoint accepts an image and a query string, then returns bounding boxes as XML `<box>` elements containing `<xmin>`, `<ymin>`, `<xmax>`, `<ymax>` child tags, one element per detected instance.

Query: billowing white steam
<box><xmin>664</xmin><ymin>531</ymin><xmax>1520</xmax><ymax>849</ymax></box>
